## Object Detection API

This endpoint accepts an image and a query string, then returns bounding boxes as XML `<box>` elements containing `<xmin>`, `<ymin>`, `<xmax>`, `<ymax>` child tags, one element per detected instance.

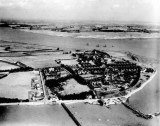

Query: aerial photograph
<box><xmin>0</xmin><ymin>0</ymin><xmax>160</xmax><ymax>126</ymax></box>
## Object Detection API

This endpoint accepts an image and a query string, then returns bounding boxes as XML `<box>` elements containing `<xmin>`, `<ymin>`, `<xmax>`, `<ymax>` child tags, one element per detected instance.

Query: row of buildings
<box><xmin>28</xmin><ymin>74</ymin><xmax>44</xmax><ymax>101</ymax></box>
<box><xmin>71</xmin><ymin>50</ymin><xmax>141</xmax><ymax>98</ymax></box>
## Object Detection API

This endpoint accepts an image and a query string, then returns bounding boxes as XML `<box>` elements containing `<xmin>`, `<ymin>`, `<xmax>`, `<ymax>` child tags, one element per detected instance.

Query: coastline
<box><xmin>124</xmin><ymin>70</ymin><xmax>157</xmax><ymax>99</ymax></box>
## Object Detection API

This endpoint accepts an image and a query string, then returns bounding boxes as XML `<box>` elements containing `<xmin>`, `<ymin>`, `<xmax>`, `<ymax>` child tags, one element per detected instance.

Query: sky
<box><xmin>0</xmin><ymin>0</ymin><xmax>160</xmax><ymax>24</ymax></box>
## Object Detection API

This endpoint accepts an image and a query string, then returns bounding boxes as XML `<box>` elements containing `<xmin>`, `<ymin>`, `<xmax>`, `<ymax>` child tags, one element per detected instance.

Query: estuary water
<box><xmin>0</xmin><ymin>27</ymin><xmax>160</xmax><ymax>126</ymax></box>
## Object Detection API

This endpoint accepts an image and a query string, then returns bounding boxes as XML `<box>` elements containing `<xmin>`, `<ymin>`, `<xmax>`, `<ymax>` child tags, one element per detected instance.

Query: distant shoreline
<box><xmin>20</xmin><ymin>29</ymin><xmax>160</xmax><ymax>40</ymax></box>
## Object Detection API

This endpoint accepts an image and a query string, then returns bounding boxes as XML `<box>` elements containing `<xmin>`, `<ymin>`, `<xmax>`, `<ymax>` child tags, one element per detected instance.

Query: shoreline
<box><xmin>124</xmin><ymin>70</ymin><xmax>157</xmax><ymax>99</ymax></box>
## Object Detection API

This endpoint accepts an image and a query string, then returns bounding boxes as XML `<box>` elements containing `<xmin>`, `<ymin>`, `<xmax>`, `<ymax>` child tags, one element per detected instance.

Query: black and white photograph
<box><xmin>0</xmin><ymin>0</ymin><xmax>160</xmax><ymax>126</ymax></box>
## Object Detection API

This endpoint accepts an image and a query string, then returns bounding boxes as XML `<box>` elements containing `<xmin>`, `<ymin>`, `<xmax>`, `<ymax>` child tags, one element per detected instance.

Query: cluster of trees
<box><xmin>61</xmin><ymin>64</ymin><xmax>88</xmax><ymax>85</ymax></box>
<box><xmin>129</xmin><ymin>68</ymin><xmax>141</xmax><ymax>87</ymax></box>
<box><xmin>145</xmin><ymin>68</ymin><xmax>154</xmax><ymax>73</ymax></box>
<box><xmin>0</xmin><ymin>67</ymin><xmax>33</xmax><ymax>73</ymax></box>
<box><xmin>0</xmin><ymin>97</ymin><xmax>29</xmax><ymax>103</ymax></box>
<box><xmin>58</xmin><ymin>91</ymin><xmax>95</xmax><ymax>100</ymax></box>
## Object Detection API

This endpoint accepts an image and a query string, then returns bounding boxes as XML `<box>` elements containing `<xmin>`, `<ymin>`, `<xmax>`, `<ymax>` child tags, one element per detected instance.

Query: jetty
<box><xmin>119</xmin><ymin>97</ymin><xmax>160</xmax><ymax>120</ymax></box>
<box><xmin>122</xmin><ymin>102</ymin><xmax>153</xmax><ymax>119</ymax></box>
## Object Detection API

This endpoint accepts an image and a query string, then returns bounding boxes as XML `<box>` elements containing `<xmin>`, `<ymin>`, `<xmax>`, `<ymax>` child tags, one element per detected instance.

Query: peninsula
<box><xmin>0</xmin><ymin>40</ymin><xmax>157</xmax><ymax>106</ymax></box>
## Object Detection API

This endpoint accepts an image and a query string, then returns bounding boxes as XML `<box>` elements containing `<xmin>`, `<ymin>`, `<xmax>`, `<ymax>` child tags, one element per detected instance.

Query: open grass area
<box><xmin>61</xmin><ymin>79</ymin><xmax>90</xmax><ymax>95</ymax></box>
<box><xmin>0</xmin><ymin>61</ymin><xmax>19</xmax><ymax>70</ymax></box>
<box><xmin>0</xmin><ymin>72</ymin><xmax>34</xmax><ymax>100</ymax></box>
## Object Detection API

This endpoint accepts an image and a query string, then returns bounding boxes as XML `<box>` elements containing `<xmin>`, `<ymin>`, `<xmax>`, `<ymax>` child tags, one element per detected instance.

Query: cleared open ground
<box><xmin>0</xmin><ymin>72</ymin><xmax>34</xmax><ymax>99</ymax></box>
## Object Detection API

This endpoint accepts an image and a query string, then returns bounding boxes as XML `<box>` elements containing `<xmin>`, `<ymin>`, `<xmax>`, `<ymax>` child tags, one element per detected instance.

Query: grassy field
<box><xmin>61</xmin><ymin>79</ymin><xmax>90</xmax><ymax>95</ymax></box>
<box><xmin>0</xmin><ymin>72</ymin><xmax>34</xmax><ymax>100</ymax></box>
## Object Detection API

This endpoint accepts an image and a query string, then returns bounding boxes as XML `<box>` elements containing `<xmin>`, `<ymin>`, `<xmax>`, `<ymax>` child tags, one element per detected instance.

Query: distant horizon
<box><xmin>0</xmin><ymin>0</ymin><xmax>160</xmax><ymax>25</ymax></box>
<box><xmin>1</xmin><ymin>18</ymin><xmax>160</xmax><ymax>26</ymax></box>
